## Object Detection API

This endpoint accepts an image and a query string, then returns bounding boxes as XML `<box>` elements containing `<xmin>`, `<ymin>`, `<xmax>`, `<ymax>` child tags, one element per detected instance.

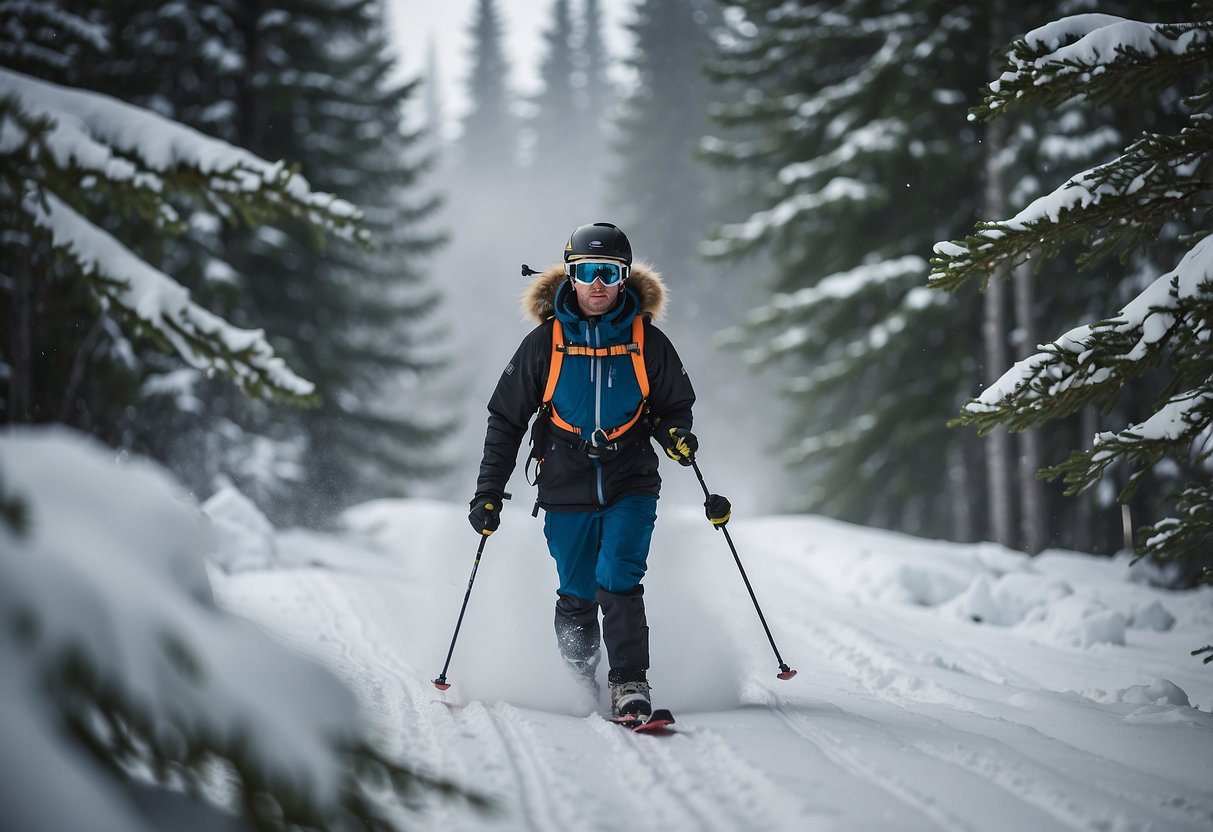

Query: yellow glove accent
<box><xmin>665</xmin><ymin>427</ymin><xmax>695</xmax><ymax>463</ymax></box>
<box><xmin>705</xmin><ymin>494</ymin><xmax>731</xmax><ymax>527</ymax></box>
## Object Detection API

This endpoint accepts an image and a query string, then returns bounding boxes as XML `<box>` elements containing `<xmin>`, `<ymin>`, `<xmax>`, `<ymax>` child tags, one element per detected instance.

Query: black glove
<box><xmin>468</xmin><ymin>495</ymin><xmax>501</xmax><ymax>536</ymax></box>
<box><xmin>662</xmin><ymin>426</ymin><xmax>698</xmax><ymax>466</ymax></box>
<box><xmin>705</xmin><ymin>494</ymin><xmax>731</xmax><ymax>527</ymax></box>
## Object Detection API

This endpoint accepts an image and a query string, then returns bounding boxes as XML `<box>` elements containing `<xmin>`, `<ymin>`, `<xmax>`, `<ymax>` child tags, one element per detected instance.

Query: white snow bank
<box><xmin>944</xmin><ymin>572</ymin><xmax>1075</xmax><ymax>627</ymax></box>
<box><xmin>1090</xmin><ymin>676</ymin><xmax>1191</xmax><ymax>707</ymax></box>
<box><xmin>0</xmin><ymin>427</ymin><xmax>368</xmax><ymax>831</ymax></box>
<box><xmin>748</xmin><ymin>515</ymin><xmax>1211</xmax><ymax>653</ymax></box>
<box><xmin>1023</xmin><ymin>594</ymin><xmax>1128</xmax><ymax>649</ymax></box>
<box><xmin>202</xmin><ymin>484</ymin><xmax>278</xmax><ymax>572</ymax></box>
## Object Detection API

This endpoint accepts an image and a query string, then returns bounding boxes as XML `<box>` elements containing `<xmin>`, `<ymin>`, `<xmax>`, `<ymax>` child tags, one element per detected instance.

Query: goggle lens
<box><xmin>567</xmin><ymin>260</ymin><xmax>626</xmax><ymax>286</ymax></box>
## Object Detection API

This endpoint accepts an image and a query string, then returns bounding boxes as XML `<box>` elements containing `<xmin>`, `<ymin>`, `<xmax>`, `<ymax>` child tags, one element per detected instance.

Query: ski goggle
<box><xmin>565</xmin><ymin>259</ymin><xmax>629</xmax><ymax>286</ymax></box>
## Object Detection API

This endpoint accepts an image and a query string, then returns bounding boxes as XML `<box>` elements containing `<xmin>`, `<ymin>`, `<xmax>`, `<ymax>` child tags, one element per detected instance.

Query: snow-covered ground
<box><xmin>211</xmin><ymin>496</ymin><xmax>1213</xmax><ymax>832</ymax></box>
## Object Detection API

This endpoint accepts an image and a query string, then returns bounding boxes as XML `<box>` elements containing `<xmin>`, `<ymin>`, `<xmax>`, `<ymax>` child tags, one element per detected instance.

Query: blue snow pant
<box><xmin>545</xmin><ymin>495</ymin><xmax>657</xmax><ymax>679</ymax></box>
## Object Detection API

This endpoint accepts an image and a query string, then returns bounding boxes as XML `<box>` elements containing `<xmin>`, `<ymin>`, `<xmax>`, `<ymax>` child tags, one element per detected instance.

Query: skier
<box><xmin>469</xmin><ymin>222</ymin><xmax>732</xmax><ymax>720</ymax></box>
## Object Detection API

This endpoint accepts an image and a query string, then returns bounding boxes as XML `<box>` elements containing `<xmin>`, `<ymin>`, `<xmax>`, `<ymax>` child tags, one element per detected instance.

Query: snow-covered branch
<box><xmin>701</xmin><ymin>177</ymin><xmax>876</xmax><ymax>258</ymax></box>
<box><xmin>976</xmin><ymin>15</ymin><xmax>1213</xmax><ymax>118</ymax></box>
<box><xmin>958</xmin><ymin>233</ymin><xmax>1213</xmax><ymax>439</ymax></box>
<box><xmin>738</xmin><ymin>256</ymin><xmax>930</xmax><ymax>366</ymax></box>
<box><xmin>1</xmin><ymin>66</ymin><xmax>371</xmax><ymax>402</ymax></box>
<box><xmin>0</xmin><ymin>428</ymin><xmax>484</xmax><ymax>831</ymax></box>
<box><xmin>27</xmin><ymin>191</ymin><xmax>315</xmax><ymax>399</ymax></box>
<box><xmin>934</xmin><ymin>11</ymin><xmax>1213</xmax><ymax>564</ymax></box>
<box><xmin>929</xmin><ymin>110</ymin><xmax>1212</xmax><ymax>291</ymax></box>
<box><xmin>1</xmin><ymin>68</ymin><xmax>364</xmax><ymax>238</ymax></box>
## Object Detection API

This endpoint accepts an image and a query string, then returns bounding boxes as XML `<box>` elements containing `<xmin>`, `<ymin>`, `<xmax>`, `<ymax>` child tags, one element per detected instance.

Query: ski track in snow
<box><xmin>212</xmin><ymin>509</ymin><xmax>1213</xmax><ymax>832</ymax></box>
<box><xmin>759</xmin><ymin>578</ymin><xmax>1213</xmax><ymax>830</ymax></box>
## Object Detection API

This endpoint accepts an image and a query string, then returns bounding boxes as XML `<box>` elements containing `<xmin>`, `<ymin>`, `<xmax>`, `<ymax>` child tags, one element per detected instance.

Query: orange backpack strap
<box><xmin>543</xmin><ymin>319</ymin><xmax>564</xmax><ymax>405</ymax></box>
<box><xmin>630</xmin><ymin>315</ymin><xmax>649</xmax><ymax>399</ymax></box>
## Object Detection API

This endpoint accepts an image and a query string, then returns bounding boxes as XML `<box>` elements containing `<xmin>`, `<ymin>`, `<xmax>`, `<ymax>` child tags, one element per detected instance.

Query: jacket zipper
<box><xmin>591</xmin><ymin>319</ymin><xmax>603</xmax><ymax>443</ymax></box>
<box><xmin>590</xmin><ymin>319</ymin><xmax>606</xmax><ymax>505</ymax></box>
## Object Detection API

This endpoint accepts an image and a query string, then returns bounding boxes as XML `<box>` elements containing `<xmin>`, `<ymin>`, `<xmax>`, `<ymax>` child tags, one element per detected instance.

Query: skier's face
<box><xmin>572</xmin><ymin>272</ymin><xmax>622</xmax><ymax>317</ymax></box>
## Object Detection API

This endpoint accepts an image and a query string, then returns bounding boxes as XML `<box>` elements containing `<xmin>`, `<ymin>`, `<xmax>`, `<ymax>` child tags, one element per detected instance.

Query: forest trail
<box><xmin>211</xmin><ymin>500</ymin><xmax>1213</xmax><ymax>831</ymax></box>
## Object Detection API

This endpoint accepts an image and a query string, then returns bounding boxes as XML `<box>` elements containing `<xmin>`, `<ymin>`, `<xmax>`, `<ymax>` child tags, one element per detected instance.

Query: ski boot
<box><xmin>609</xmin><ymin>673</ymin><xmax>652</xmax><ymax>720</ymax></box>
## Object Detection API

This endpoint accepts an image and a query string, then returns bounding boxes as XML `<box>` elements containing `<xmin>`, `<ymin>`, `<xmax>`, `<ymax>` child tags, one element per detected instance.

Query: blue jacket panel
<box><xmin>550</xmin><ymin>280</ymin><xmax>646</xmax><ymax>442</ymax></box>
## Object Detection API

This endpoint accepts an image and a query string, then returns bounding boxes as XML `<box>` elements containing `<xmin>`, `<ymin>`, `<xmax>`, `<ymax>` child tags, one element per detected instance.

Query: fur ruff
<box><xmin>521</xmin><ymin>262</ymin><xmax>667</xmax><ymax>323</ymax></box>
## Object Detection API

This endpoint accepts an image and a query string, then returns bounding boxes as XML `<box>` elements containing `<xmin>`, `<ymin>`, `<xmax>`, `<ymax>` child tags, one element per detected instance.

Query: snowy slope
<box><xmin>211</xmin><ymin>499</ymin><xmax>1213</xmax><ymax>832</ymax></box>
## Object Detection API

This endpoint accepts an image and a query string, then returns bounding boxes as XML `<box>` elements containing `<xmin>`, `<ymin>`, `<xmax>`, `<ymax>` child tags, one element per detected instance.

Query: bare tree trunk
<box><xmin>1074</xmin><ymin>405</ymin><xmax>1099</xmax><ymax>551</ymax></box>
<box><xmin>1014</xmin><ymin>260</ymin><xmax>1047</xmax><ymax>553</ymax></box>
<box><xmin>983</xmin><ymin>274</ymin><xmax>1014</xmax><ymax>547</ymax></box>
<box><xmin>950</xmin><ymin>437</ymin><xmax>974</xmax><ymax>542</ymax></box>
<box><xmin>58</xmin><ymin>314</ymin><xmax>106</xmax><ymax>425</ymax></box>
<box><xmin>982</xmin><ymin>120</ymin><xmax>1015</xmax><ymax>548</ymax></box>
<box><xmin>9</xmin><ymin>257</ymin><xmax>33</xmax><ymax>423</ymax></box>
<box><xmin>981</xmin><ymin>0</ymin><xmax>1016</xmax><ymax>549</ymax></box>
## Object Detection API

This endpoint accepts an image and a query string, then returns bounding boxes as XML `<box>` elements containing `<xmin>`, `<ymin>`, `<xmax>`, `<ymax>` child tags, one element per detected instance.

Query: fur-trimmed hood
<box><xmin>521</xmin><ymin>262</ymin><xmax>667</xmax><ymax>323</ymax></box>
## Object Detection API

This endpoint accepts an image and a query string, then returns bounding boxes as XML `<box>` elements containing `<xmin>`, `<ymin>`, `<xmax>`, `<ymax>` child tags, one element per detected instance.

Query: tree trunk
<box><xmin>981</xmin><ymin>0</ymin><xmax>1016</xmax><ymax>549</ymax></box>
<box><xmin>982</xmin><ymin>118</ymin><xmax>1015</xmax><ymax>549</ymax></box>
<box><xmin>1014</xmin><ymin>260</ymin><xmax>1047</xmax><ymax>553</ymax></box>
<box><xmin>8</xmin><ymin>255</ymin><xmax>33</xmax><ymax>423</ymax></box>
<box><xmin>950</xmin><ymin>437</ymin><xmax>975</xmax><ymax>542</ymax></box>
<box><xmin>1074</xmin><ymin>404</ymin><xmax>1099</xmax><ymax>552</ymax></box>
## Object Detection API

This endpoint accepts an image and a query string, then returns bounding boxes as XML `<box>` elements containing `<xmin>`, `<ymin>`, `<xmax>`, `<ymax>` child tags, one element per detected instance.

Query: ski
<box><xmin>609</xmin><ymin>708</ymin><xmax>675</xmax><ymax>734</ymax></box>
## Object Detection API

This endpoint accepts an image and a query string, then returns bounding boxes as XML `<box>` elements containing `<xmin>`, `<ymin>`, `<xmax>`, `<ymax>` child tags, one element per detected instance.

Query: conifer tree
<box><xmin>531</xmin><ymin>0</ymin><xmax>579</xmax><ymax>180</ymax></box>
<box><xmin>703</xmin><ymin>0</ymin><xmax>998</xmax><ymax>540</ymax></box>
<box><xmin>424</xmin><ymin>39</ymin><xmax>446</xmax><ymax>159</ymax></box>
<box><xmin>70</xmin><ymin>0</ymin><xmax>451</xmax><ymax>524</ymax></box>
<box><xmin>931</xmin><ymin>12</ymin><xmax>1213</xmax><ymax>576</ymax></box>
<box><xmin>611</xmin><ymin>0</ymin><xmax>717</xmax><ymax>288</ymax></box>
<box><xmin>227</xmin><ymin>0</ymin><xmax>449</xmax><ymax>524</ymax></box>
<box><xmin>459</xmin><ymin>0</ymin><xmax>517</xmax><ymax>183</ymax></box>
<box><xmin>573</xmin><ymin>0</ymin><xmax>614</xmax><ymax>191</ymax></box>
<box><xmin>701</xmin><ymin>0</ymin><xmax>1166</xmax><ymax>550</ymax></box>
<box><xmin>1</xmin><ymin>7</ymin><xmax>474</xmax><ymax>826</ymax></box>
<box><xmin>0</xmin><ymin>13</ymin><xmax>358</xmax><ymax>422</ymax></box>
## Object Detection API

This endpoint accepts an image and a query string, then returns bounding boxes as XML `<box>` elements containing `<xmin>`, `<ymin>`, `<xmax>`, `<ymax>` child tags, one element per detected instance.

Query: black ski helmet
<box><xmin>564</xmin><ymin>222</ymin><xmax>632</xmax><ymax>264</ymax></box>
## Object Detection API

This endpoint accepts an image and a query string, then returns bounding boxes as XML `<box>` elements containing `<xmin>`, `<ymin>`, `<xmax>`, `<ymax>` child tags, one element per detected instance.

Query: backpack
<box><xmin>526</xmin><ymin>315</ymin><xmax>650</xmax><ymax>483</ymax></box>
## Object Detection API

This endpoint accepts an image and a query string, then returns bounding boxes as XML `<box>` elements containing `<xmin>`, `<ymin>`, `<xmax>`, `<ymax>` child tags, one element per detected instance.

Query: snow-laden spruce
<box><xmin>930</xmin><ymin>13</ymin><xmax>1213</xmax><ymax>565</ymax></box>
<box><xmin>699</xmin><ymin>4</ymin><xmax>1000</xmax><ymax>540</ymax></box>
<box><xmin>0</xmin><ymin>428</ymin><xmax>480</xmax><ymax>831</ymax></box>
<box><xmin>0</xmin><ymin>66</ymin><xmax>367</xmax><ymax>402</ymax></box>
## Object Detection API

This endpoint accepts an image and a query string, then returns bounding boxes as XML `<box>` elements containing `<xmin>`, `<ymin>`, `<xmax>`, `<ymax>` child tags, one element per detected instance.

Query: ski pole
<box><xmin>433</xmin><ymin>533</ymin><xmax>489</xmax><ymax>691</ymax></box>
<box><xmin>691</xmin><ymin>459</ymin><xmax>797</xmax><ymax>681</ymax></box>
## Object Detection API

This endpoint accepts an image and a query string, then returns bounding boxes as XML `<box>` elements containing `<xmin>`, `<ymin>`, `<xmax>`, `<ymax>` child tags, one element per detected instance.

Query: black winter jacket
<box><xmin>474</xmin><ymin>263</ymin><xmax>695</xmax><ymax>512</ymax></box>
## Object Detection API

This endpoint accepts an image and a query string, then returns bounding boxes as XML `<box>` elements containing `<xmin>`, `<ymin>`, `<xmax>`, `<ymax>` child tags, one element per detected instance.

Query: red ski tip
<box><xmin>433</xmin><ymin>680</ymin><xmax>451</xmax><ymax>691</ymax></box>
<box><xmin>777</xmin><ymin>669</ymin><xmax>797</xmax><ymax>680</ymax></box>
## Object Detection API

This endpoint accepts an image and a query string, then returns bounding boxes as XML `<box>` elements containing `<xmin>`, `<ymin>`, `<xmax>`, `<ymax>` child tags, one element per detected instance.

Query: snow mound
<box><xmin>944</xmin><ymin>572</ymin><xmax>1074</xmax><ymax>627</ymax></box>
<box><xmin>1091</xmin><ymin>677</ymin><xmax>1191</xmax><ymax>707</ymax></box>
<box><xmin>0</xmin><ymin>427</ymin><xmax>369</xmax><ymax>831</ymax></box>
<box><xmin>779</xmin><ymin>516</ymin><xmax>1208</xmax><ymax>653</ymax></box>
<box><xmin>940</xmin><ymin>573</ymin><xmax>1125</xmax><ymax>647</ymax></box>
<box><xmin>1024</xmin><ymin>594</ymin><xmax>1127</xmax><ymax>648</ymax></box>
<box><xmin>202</xmin><ymin>483</ymin><xmax>278</xmax><ymax>572</ymax></box>
<box><xmin>1128</xmin><ymin>599</ymin><xmax>1176</xmax><ymax>631</ymax></box>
